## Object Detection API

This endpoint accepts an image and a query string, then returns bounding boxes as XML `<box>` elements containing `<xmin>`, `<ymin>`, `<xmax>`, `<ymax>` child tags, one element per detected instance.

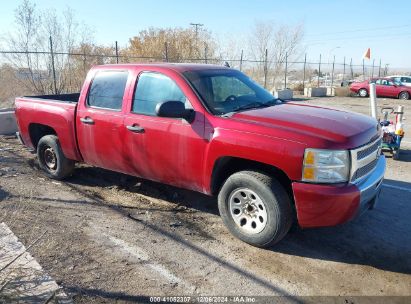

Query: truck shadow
<box><xmin>274</xmin><ymin>178</ymin><xmax>411</xmax><ymax>275</ymax></box>
<box><xmin>67</xmin><ymin>165</ymin><xmax>411</xmax><ymax>275</ymax></box>
<box><xmin>67</xmin><ymin>165</ymin><xmax>219</xmax><ymax>215</ymax></box>
<box><xmin>383</xmin><ymin>147</ymin><xmax>411</xmax><ymax>162</ymax></box>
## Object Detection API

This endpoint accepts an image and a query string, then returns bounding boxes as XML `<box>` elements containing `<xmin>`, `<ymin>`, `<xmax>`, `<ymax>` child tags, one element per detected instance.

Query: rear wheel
<box><xmin>358</xmin><ymin>88</ymin><xmax>368</xmax><ymax>97</ymax></box>
<box><xmin>218</xmin><ymin>171</ymin><xmax>293</xmax><ymax>247</ymax></box>
<box><xmin>37</xmin><ymin>135</ymin><xmax>75</xmax><ymax>180</ymax></box>
<box><xmin>398</xmin><ymin>91</ymin><xmax>409</xmax><ymax>100</ymax></box>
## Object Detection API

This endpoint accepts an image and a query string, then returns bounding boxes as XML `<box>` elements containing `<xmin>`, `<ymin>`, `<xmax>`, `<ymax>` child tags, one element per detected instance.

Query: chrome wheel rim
<box><xmin>400</xmin><ymin>92</ymin><xmax>408</xmax><ymax>99</ymax></box>
<box><xmin>229</xmin><ymin>188</ymin><xmax>268</xmax><ymax>234</ymax></box>
<box><xmin>44</xmin><ymin>147</ymin><xmax>57</xmax><ymax>170</ymax></box>
<box><xmin>359</xmin><ymin>89</ymin><xmax>367</xmax><ymax>97</ymax></box>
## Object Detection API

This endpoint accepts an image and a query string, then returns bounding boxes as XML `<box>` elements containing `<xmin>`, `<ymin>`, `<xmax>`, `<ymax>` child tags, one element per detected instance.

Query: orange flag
<box><xmin>363</xmin><ymin>48</ymin><xmax>371</xmax><ymax>60</ymax></box>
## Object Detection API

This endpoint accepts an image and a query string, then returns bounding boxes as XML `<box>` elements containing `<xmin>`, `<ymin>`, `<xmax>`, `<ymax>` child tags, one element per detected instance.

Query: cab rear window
<box><xmin>88</xmin><ymin>71</ymin><xmax>128</xmax><ymax>110</ymax></box>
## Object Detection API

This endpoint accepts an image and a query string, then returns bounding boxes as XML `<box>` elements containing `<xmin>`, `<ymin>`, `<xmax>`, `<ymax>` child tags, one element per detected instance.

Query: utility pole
<box><xmin>190</xmin><ymin>23</ymin><xmax>204</xmax><ymax>57</ymax></box>
<box><xmin>49</xmin><ymin>36</ymin><xmax>57</xmax><ymax>94</ymax></box>
<box><xmin>115</xmin><ymin>41</ymin><xmax>119</xmax><ymax>64</ymax></box>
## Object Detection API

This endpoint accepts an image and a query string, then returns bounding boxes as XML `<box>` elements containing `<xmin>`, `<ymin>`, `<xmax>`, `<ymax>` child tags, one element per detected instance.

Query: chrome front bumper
<box><xmin>355</xmin><ymin>155</ymin><xmax>386</xmax><ymax>213</ymax></box>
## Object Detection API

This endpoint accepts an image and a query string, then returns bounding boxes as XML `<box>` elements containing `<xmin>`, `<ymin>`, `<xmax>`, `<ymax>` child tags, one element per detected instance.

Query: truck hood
<box><xmin>229</xmin><ymin>103</ymin><xmax>379</xmax><ymax>148</ymax></box>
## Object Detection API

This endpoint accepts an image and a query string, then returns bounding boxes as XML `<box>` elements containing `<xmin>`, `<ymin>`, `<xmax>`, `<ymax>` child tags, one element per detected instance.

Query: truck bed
<box><xmin>15</xmin><ymin>93</ymin><xmax>82</xmax><ymax>161</ymax></box>
<box><xmin>22</xmin><ymin>93</ymin><xmax>80</xmax><ymax>103</ymax></box>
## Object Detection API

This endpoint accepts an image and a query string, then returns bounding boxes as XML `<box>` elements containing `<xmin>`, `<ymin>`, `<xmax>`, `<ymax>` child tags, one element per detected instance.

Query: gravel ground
<box><xmin>0</xmin><ymin>96</ymin><xmax>410</xmax><ymax>303</ymax></box>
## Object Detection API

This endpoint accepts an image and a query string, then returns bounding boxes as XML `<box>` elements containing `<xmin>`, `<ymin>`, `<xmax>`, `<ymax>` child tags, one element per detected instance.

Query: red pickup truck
<box><xmin>15</xmin><ymin>64</ymin><xmax>385</xmax><ymax>247</ymax></box>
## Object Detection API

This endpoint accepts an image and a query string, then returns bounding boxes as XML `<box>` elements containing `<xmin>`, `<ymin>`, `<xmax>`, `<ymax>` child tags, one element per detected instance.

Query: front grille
<box><xmin>350</xmin><ymin>137</ymin><xmax>381</xmax><ymax>183</ymax></box>
<box><xmin>352</xmin><ymin>158</ymin><xmax>378</xmax><ymax>181</ymax></box>
<box><xmin>357</xmin><ymin>139</ymin><xmax>381</xmax><ymax>160</ymax></box>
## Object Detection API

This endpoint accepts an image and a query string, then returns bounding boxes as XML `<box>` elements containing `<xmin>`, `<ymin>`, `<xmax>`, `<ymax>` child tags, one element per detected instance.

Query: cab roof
<box><xmin>94</xmin><ymin>63</ymin><xmax>231</xmax><ymax>73</ymax></box>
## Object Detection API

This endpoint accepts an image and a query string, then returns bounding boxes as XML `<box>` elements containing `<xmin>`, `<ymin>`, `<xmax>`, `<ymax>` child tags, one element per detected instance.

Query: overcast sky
<box><xmin>1</xmin><ymin>0</ymin><xmax>410</xmax><ymax>69</ymax></box>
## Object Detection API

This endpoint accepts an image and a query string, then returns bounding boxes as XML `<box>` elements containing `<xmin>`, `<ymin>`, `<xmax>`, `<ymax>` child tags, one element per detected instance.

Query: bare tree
<box><xmin>4</xmin><ymin>0</ymin><xmax>46</xmax><ymax>93</ymax></box>
<box><xmin>2</xmin><ymin>0</ymin><xmax>93</xmax><ymax>94</ymax></box>
<box><xmin>215</xmin><ymin>34</ymin><xmax>246</xmax><ymax>69</ymax></box>
<box><xmin>248</xmin><ymin>21</ymin><xmax>304</xmax><ymax>89</ymax></box>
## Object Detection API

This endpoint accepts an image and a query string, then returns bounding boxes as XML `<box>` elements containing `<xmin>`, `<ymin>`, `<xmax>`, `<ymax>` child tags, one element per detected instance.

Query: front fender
<box><xmin>202</xmin><ymin>127</ymin><xmax>306</xmax><ymax>193</ymax></box>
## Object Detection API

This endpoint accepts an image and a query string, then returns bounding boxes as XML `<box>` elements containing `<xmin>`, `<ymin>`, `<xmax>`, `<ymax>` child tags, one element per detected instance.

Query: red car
<box><xmin>350</xmin><ymin>77</ymin><xmax>411</xmax><ymax>99</ymax></box>
<box><xmin>15</xmin><ymin>64</ymin><xmax>385</xmax><ymax>247</ymax></box>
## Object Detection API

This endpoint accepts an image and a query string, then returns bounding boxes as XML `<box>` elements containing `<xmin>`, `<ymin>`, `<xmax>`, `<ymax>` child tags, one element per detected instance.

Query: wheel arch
<box><xmin>210</xmin><ymin>156</ymin><xmax>293</xmax><ymax>197</ymax></box>
<box><xmin>28</xmin><ymin>123</ymin><xmax>57</xmax><ymax>149</ymax></box>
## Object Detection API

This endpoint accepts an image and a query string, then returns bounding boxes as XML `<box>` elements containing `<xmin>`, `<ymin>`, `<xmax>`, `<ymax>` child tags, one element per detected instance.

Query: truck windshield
<box><xmin>183</xmin><ymin>69</ymin><xmax>277</xmax><ymax>115</ymax></box>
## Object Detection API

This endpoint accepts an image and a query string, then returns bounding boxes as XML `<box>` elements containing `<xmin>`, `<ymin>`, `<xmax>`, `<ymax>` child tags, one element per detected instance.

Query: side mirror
<box><xmin>155</xmin><ymin>101</ymin><xmax>195</xmax><ymax>123</ymax></box>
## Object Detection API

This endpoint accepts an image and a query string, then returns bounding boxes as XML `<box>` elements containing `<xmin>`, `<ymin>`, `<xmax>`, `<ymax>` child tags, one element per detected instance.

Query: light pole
<box><xmin>327</xmin><ymin>46</ymin><xmax>340</xmax><ymax>86</ymax></box>
<box><xmin>328</xmin><ymin>46</ymin><xmax>341</xmax><ymax>63</ymax></box>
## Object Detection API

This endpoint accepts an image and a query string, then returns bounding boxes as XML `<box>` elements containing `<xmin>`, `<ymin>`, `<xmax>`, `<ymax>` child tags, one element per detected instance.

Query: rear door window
<box><xmin>88</xmin><ymin>71</ymin><xmax>128</xmax><ymax>110</ymax></box>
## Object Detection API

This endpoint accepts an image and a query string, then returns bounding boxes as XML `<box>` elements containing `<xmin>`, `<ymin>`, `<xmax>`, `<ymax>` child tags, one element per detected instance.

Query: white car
<box><xmin>390</xmin><ymin>75</ymin><xmax>411</xmax><ymax>87</ymax></box>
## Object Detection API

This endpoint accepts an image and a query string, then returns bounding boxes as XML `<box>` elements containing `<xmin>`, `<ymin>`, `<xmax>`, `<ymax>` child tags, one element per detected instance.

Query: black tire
<box><xmin>218</xmin><ymin>171</ymin><xmax>293</xmax><ymax>248</ymax></box>
<box><xmin>358</xmin><ymin>88</ymin><xmax>368</xmax><ymax>97</ymax></box>
<box><xmin>398</xmin><ymin>91</ymin><xmax>409</xmax><ymax>100</ymax></box>
<box><xmin>37</xmin><ymin>135</ymin><xmax>75</xmax><ymax>180</ymax></box>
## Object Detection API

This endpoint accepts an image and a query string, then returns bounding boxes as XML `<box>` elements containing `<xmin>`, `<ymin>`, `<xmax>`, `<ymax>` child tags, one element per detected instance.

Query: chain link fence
<box><xmin>0</xmin><ymin>38</ymin><xmax>390</xmax><ymax>106</ymax></box>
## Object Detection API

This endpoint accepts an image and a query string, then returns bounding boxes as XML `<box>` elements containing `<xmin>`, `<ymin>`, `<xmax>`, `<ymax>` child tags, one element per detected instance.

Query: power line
<box><xmin>306</xmin><ymin>24</ymin><xmax>411</xmax><ymax>37</ymax></box>
<box><xmin>305</xmin><ymin>31</ymin><xmax>411</xmax><ymax>44</ymax></box>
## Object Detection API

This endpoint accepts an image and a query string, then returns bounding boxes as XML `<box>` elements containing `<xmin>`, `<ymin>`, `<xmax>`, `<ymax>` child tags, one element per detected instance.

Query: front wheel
<box><xmin>398</xmin><ymin>91</ymin><xmax>409</xmax><ymax>100</ymax></box>
<box><xmin>358</xmin><ymin>88</ymin><xmax>368</xmax><ymax>97</ymax></box>
<box><xmin>37</xmin><ymin>135</ymin><xmax>75</xmax><ymax>180</ymax></box>
<box><xmin>218</xmin><ymin>171</ymin><xmax>293</xmax><ymax>247</ymax></box>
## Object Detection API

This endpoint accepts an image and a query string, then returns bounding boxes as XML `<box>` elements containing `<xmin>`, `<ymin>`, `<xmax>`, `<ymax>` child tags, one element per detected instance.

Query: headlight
<box><xmin>302</xmin><ymin>149</ymin><xmax>350</xmax><ymax>183</ymax></box>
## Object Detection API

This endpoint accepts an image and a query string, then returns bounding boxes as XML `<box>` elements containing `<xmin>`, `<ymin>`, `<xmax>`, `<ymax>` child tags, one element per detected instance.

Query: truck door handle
<box><xmin>80</xmin><ymin>117</ymin><xmax>94</xmax><ymax>125</ymax></box>
<box><xmin>126</xmin><ymin>125</ymin><xmax>145</xmax><ymax>133</ymax></box>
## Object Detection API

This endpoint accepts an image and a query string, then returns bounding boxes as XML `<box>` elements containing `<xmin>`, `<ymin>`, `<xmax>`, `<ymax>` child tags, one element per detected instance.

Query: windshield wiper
<box><xmin>234</xmin><ymin>101</ymin><xmax>268</xmax><ymax>111</ymax></box>
<box><xmin>235</xmin><ymin>99</ymin><xmax>279</xmax><ymax>111</ymax></box>
<box><xmin>221</xmin><ymin>99</ymin><xmax>279</xmax><ymax>117</ymax></box>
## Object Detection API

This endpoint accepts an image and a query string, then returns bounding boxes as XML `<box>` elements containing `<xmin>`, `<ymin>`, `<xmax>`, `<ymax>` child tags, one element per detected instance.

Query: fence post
<box><xmin>239</xmin><ymin>49</ymin><xmax>243</xmax><ymax>71</ymax></box>
<box><xmin>378</xmin><ymin>59</ymin><xmax>381</xmax><ymax>77</ymax></box>
<box><xmin>371</xmin><ymin>58</ymin><xmax>375</xmax><ymax>78</ymax></box>
<box><xmin>82</xmin><ymin>52</ymin><xmax>87</xmax><ymax>73</ymax></box>
<box><xmin>350</xmin><ymin>58</ymin><xmax>353</xmax><ymax>79</ymax></box>
<box><xmin>342</xmin><ymin>56</ymin><xmax>346</xmax><ymax>83</ymax></box>
<box><xmin>115</xmin><ymin>41</ymin><xmax>119</xmax><ymax>64</ymax></box>
<box><xmin>49</xmin><ymin>36</ymin><xmax>57</xmax><ymax>94</ymax></box>
<box><xmin>164</xmin><ymin>42</ymin><xmax>169</xmax><ymax>62</ymax></box>
<box><xmin>369</xmin><ymin>83</ymin><xmax>377</xmax><ymax>119</ymax></box>
<box><xmin>284</xmin><ymin>52</ymin><xmax>288</xmax><ymax>89</ymax></box>
<box><xmin>302</xmin><ymin>53</ymin><xmax>307</xmax><ymax>93</ymax></box>
<box><xmin>331</xmin><ymin>55</ymin><xmax>335</xmax><ymax>89</ymax></box>
<box><xmin>318</xmin><ymin>54</ymin><xmax>321</xmax><ymax>88</ymax></box>
<box><xmin>204</xmin><ymin>43</ymin><xmax>208</xmax><ymax>64</ymax></box>
<box><xmin>264</xmin><ymin>48</ymin><xmax>268</xmax><ymax>89</ymax></box>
